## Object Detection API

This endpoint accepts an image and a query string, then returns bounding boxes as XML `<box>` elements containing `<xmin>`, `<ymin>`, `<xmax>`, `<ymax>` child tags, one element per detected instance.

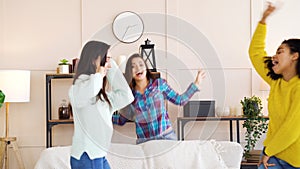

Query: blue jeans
<box><xmin>258</xmin><ymin>156</ymin><xmax>300</xmax><ymax>169</ymax></box>
<box><xmin>136</xmin><ymin>129</ymin><xmax>177</xmax><ymax>144</ymax></box>
<box><xmin>70</xmin><ymin>152</ymin><xmax>111</xmax><ymax>169</ymax></box>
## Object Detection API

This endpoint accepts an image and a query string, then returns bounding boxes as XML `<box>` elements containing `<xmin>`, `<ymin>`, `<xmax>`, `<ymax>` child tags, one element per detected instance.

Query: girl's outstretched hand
<box><xmin>194</xmin><ymin>69</ymin><xmax>206</xmax><ymax>90</ymax></box>
<box><xmin>260</xmin><ymin>3</ymin><xmax>276</xmax><ymax>24</ymax></box>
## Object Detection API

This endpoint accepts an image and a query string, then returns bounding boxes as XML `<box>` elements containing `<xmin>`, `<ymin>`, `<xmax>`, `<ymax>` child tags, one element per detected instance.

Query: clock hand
<box><xmin>122</xmin><ymin>26</ymin><xmax>130</xmax><ymax>40</ymax></box>
<box><xmin>122</xmin><ymin>24</ymin><xmax>138</xmax><ymax>41</ymax></box>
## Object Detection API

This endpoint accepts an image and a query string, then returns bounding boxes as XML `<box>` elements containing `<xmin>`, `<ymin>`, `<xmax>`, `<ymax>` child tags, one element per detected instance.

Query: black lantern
<box><xmin>140</xmin><ymin>39</ymin><xmax>157</xmax><ymax>72</ymax></box>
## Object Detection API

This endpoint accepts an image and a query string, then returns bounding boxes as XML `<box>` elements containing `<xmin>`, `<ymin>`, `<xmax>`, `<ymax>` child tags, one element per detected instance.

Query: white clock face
<box><xmin>112</xmin><ymin>11</ymin><xmax>144</xmax><ymax>43</ymax></box>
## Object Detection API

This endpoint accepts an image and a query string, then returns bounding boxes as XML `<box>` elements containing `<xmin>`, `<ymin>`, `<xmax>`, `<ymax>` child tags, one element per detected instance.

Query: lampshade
<box><xmin>0</xmin><ymin>70</ymin><xmax>30</xmax><ymax>102</ymax></box>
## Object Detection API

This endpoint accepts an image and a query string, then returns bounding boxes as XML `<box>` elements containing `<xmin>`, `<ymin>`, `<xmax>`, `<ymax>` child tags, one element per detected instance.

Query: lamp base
<box><xmin>0</xmin><ymin>137</ymin><xmax>25</xmax><ymax>169</ymax></box>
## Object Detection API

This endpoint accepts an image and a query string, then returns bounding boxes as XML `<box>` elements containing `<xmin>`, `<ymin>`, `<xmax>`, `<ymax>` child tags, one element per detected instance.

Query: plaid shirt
<box><xmin>113</xmin><ymin>78</ymin><xmax>199</xmax><ymax>139</ymax></box>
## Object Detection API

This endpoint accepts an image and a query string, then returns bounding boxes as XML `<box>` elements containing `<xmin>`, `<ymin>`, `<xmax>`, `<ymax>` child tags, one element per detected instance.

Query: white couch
<box><xmin>35</xmin><ymin>140</ymin><xmax>243</xmax><ymax>169</ymax></box>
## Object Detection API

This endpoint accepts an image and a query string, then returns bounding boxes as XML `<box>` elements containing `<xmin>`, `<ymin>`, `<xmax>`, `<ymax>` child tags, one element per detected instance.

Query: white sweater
<box><xmin>68</xmin><ymin>60</ymin><xmax>134</xmax><ymax>160</ymax></box>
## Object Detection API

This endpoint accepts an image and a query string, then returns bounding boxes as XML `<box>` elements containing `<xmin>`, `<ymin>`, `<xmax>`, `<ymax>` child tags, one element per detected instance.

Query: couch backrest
<box><xmin>34</xmin><ymin>140</ymin><xmax>243</xmax><ymax>169</ymax></box>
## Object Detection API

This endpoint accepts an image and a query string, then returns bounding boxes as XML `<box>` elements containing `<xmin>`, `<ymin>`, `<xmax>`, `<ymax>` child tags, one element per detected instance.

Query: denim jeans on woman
<box><xmin>258</xmin><ymin>156</ymin><xmax>300</xmax><ymax>169</ymax></box>
<box><xmin>70</xmin><ymin>152</ymin><xmax>111</xmax><ymax>169</ymax></box>
<box><xmin>136</xmin><ymin>129</ymin><xmax>177</xmax><ymax>144</ymax></box>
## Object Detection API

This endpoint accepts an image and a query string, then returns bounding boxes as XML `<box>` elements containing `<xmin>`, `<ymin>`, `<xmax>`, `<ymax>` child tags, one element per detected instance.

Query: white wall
<box><xmin>0</xmin><ymin>0</ymin><xmax>299</xmax><ymax>168</ymax></box>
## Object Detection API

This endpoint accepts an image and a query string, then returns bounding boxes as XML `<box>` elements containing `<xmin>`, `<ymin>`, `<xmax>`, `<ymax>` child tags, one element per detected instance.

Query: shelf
<box><xmin>47</xmin><ymin>119</ymin><xmax>73</xmax><ymax>128</ymax></box>
<box><xmin>49</xmin><ymin>119</ymin><xmax>73</xmax><ymax>123</ymax></box>
<box><xmin>48</xmin><ymin>119</ymin><xmax>73</xmax><ymax>125</ymax></box>
<box><xmin>46</xmin><ymin>73</ymin><xmax>75</xmax><ymax>76</ymax></box>
<box><xmin>46</xmin><ymin>74</ymin><xmax>74</xmax><ymax>148</ymax></box>
<box><xmin>241</xmin><ymin>162</ymin><xmax>258</xmax><ymax>169</ymax></box>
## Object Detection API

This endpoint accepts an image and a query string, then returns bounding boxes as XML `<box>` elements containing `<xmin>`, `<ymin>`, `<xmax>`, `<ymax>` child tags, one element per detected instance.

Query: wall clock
<box><xmin>112</xmin><ymin>11</ymin><xmax>144</xmax><ymax>43</ymax></box>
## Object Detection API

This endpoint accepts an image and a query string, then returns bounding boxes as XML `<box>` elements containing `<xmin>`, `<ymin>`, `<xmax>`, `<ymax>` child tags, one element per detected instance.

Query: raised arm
<box><xmin>106</xmin><ymin>59</ymin><xmax>134</xmax><ymax>113</ymax></box>
<box><xmin>249</xmin><ymin>3</ymin><xmax>276</xmax><ymax>85</ymax></box>
<box><xmin>69</xmin><ymin>73</ymin><xmax>104</xmax><ymax>108</ymax></box>
<box><xmin>193</xmin><ymin>69</ymin><xmax>206</xmax><ymax>90</ymax></box>
<box><xmin>162</xmin><ymin>69</ymin><xmax>205</xmax><ymax>106</ymax></box>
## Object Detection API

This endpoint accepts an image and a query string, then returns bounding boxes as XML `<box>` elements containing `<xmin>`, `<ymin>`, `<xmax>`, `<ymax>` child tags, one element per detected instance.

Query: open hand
<box><xmin>194</xmin><ymin>69</ymin><xmax>206</xmax><ymax>89</ymax></box>
<box><xmin>257</xmin><ymin>155</ymin><xmax>275</xmax><ymax>169</ymax></box>
<box><xmin>260</xmin><ymin>3</ymin><xmax>276</xmax><ymax>24</ymax></box>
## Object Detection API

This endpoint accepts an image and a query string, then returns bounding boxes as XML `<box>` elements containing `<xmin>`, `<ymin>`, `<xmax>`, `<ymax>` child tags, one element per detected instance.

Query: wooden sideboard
<box><xmin>177</xmin><ymin>116</ymin><xmax>269</xmax><ymax>142</ymax></box>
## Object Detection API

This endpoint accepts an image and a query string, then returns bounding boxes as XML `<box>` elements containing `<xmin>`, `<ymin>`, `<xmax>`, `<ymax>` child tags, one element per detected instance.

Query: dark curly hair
<box><xmin>264</xmin><ymin>39</ymin><xmax>300</xmax><ymax>80</ymax></box>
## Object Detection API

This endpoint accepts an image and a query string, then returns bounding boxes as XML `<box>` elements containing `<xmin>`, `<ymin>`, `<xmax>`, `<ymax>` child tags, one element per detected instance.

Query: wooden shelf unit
<box><xmin>46</xmin><ymin>74</ymin><xmax>74</xmax><ymax>148</ymax></box>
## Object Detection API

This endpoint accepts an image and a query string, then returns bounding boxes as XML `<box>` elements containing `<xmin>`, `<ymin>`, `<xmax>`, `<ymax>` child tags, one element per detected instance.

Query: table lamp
<box><xmin>0</xmin><ymin>70</ymin><xmax>30</xmax><ymax>169</ymax></box>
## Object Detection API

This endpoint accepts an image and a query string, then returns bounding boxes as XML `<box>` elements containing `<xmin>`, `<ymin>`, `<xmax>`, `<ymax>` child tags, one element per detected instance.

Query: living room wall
<box><xmin>1</xmin><ymin>0</ymin><xmax>300</xmax><ymax>168</ymax></box>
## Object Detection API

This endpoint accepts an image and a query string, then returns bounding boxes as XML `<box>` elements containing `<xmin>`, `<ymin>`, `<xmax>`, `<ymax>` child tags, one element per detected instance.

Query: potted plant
<box><xmin>58</xmin><ymin>59</ymin><xmax>70</xmax><ymax>74</ymax></box>
<box><xmin>0</xmin><ymin>90</ymin><xmax>5</xmax><ymax>108</ymax></box>
<box><xmin>240</xmin><ymin>96</ymin><xmax>268</xmax><ymax>159</ymax></box>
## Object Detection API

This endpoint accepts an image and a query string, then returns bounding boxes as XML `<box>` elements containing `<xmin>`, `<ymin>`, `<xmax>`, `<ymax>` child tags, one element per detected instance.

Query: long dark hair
<box><xmin>124</xmin><ymin>53</ymin><xmax>154</xmax><ymax>89</ymax></box>
<box><xmin>264</xmin><ymin>38</ymin><xmax>300</xmax><ymax>80</ymax></box>
<box><xmin>73</xmin><ymin>41</ymin><xmax>111</xmax><ymax>105</ymax></box>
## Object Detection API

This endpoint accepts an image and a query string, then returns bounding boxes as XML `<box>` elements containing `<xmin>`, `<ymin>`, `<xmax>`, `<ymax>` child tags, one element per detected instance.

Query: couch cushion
<box><xmin>218</xmin><ymin>141</ymin><xmax>243</xmax><ymax>169</ymax></box>
<box><xmin>140</xmin><ymin>140</ymin><xmax>229</xmax><ymax>169</ymax></box>
<box><xmin>107</xmin><ymin>143</ymin><xmax>146</xmax><ymax>169</ymax></box>
<box><xmin>34</xmin><ymin>144</ymin><xmax>145</xmax><ymax>169</ymax></box>
<box><xmin>34</xmin><ymin>146</ymin><xmax>71</xmax><ymax>169</ymax></box>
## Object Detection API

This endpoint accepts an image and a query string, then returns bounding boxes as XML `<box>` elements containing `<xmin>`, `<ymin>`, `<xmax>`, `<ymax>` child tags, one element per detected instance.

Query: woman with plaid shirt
<box><xmin>113</xmin><ymin>53</ymin><xmax>205</xmax><ymax>144</ymax></box>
